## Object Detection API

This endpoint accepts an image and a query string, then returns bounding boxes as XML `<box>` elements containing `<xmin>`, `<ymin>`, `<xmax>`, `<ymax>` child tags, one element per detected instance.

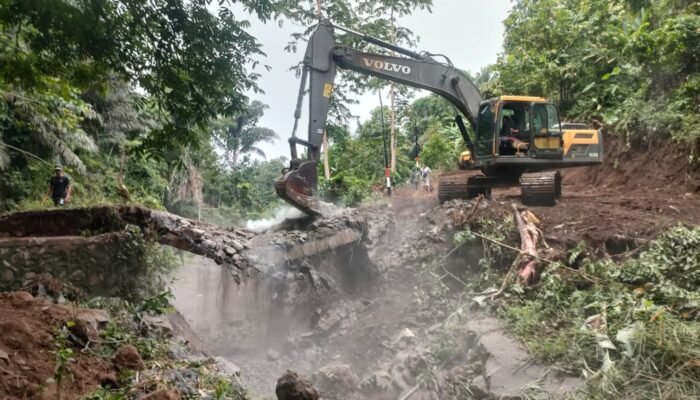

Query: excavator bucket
<box><xmin>274</xmin><ymin>160</ymin><xmax>322</xmax><ymax>216</ymax></box>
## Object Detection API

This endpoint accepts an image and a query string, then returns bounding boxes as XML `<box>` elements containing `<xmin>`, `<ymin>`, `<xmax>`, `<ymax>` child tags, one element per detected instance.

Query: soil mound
<box><xmin>563</xmin><ymin>135</ymin><xmax>699</xmax><ymax>193</ymax></box>
<box><xmin>0</xmin><ymin>292</ymin><xmax>113</xmax><ymax>400</ymax></box>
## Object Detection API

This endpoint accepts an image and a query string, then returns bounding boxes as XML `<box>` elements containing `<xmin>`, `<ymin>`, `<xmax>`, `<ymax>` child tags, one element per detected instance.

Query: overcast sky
<box><xmin>242</xmin><ymin>0</ymin><xmax>514</xmax><ymax>160</ymax></box>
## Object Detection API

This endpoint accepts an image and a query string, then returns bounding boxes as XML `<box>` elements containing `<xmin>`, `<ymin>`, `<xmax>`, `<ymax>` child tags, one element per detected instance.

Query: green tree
<box><xmin>0</xmin><ymin>0</ymin><xmax>282</xmax><ymax>168</ymax></box>
<box><xmin>495</xmin><ymin>0</ymin><xmax>700</xmax><ymax>146</ymax></box>
<box><xmin>211</xmin><ymin>100</ymin><xmax>279</xmax><ymax>169</ymax></box>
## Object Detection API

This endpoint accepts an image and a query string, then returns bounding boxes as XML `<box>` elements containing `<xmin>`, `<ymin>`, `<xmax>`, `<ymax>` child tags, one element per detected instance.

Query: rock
<box><xmin>167</xmin><ymin>342</ymin><xmax>190</xmax><ymax>361</ymax></box>
<box><xmin>313</xmin><ymin>363</ymin><xmax>359</xmax><ymax>394</ymax></box>
<box><xmin>143</xmin><ymin>314</ymin><xmax>173</xmax><ymax>337</ymax></box>
<box><xmin>202</xmin><ymin>239</ymin><xmax>216</xmax><ymax>248</ymax></box>
<box><xmin>276</xmin><ymin>370</ymin><xmax>319</xmax><ymax>400</ymax></box>
<box><xmin>69</xmin><ymin>308</ymin><xmax>111</xmax><ymax>343</ymax></box>
<box><xmin>112</xmin><ymin>344</ymin><xmax>146</xmax><ymax>371</ymax></box>
<box><xmin>230</xmin><ymin>240</ymin><xmax>244</xmax><ymax>251</ymax></box>
<box><xmin>138</xmin><ymin>389</ymin><xmax>181</xmax><ymax>400</ymax></box>
<box><xmin>466</xmin><ymin>316</ymin><xmax>581</xmax><ymax>397</ymax></box>
<box><xmin>190</xmin><ymin>228</ymin><xmax>205</xmax><ymax>238</ymax></box>
<box><xmin>224</xmin><ymin>246</ymin><xmax>236</xmax><ymax>256</ymax></box>
<box><xmin>69</xmin><ymin>269</ymin><xmax>86</xmax><ymax>282</ymax></box>
<box><xmin>214</xmin><ymin>356</ymin><xmax>241</xmax><ymax>377</ymax></box>
<box><xmin>77</xmin><ymin>308</ymin><xmax>110</xmax><ymax>326</ymax></box>
<box><xmin>0</xmin><ymin>348</ymin><xmax>9</xmax><ymax>365</ymax></box>
<box><xmin>468</xmin><ymin>375</ymin><xmax>491</xmax><ymax>399</ymax></box>
<box><xmin>393</xmin><ymin>328</ymin><xmax>416</xmax><ymax>347</ymax></box>
<box><xmin>316</xmin><ymin>309</ymin><xmax>346</xmax><ymax>333</ymax></box>
<box><xmin>360</xmin><ymin>370</ymin><xmax>392</xmax><ymax>392</ymax></box>
<box><xmin>164</xmin><ymin>369</ymin><xmax>199</xmax><ymax>397</ymax></box>
<box><xmin>99</xmin><ymin>372</ymin><xmax>119</xmax><ymax>388</ymax></box>
<box><xmin>267</xmin><ymin>349</ymin><xmax>280</xmax><ymax>361</ymax></box>
<box><xmin>11</xmin><ymin>291</ymin><xmax>34</xmax><ymax>302</ymax></box>
<box><xmin>1</xmin><ymin>268</ymin><xmax>14</xmax><ymax>282</ymax></box>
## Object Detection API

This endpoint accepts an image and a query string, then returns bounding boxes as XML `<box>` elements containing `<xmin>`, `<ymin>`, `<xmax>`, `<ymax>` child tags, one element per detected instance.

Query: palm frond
<box><xmin>35</xmin><ymin>127</ymin><xmax>87</xmax><ymax>173</ymax></box>
<box><xmin>251</xmin><ymin>146</ymin><xmax>267</xmax><ymax>159</ymax></box>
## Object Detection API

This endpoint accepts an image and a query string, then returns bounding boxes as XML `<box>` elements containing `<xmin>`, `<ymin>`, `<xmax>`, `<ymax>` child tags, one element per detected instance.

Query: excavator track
<box><xmin>437</xmin><ymin>172</ymin><xmax>491</xmax><ymax>203</ymax></box>
<box><xmin>520</xmin><ymin>171</ymin><xmax>561</xmax><ymax>206</ymax></box>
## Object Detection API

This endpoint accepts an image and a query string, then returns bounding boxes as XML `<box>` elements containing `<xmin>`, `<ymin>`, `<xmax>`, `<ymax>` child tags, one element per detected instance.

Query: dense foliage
<box><xmin>462</xmin><ymin>222</ymin><xmax>700</xmax><ymax>399</ymax></box>
<box><xmin>495</xmin><ymin>0</ymin><xmax>700</xmax><ymax>147</ymax></box>
<box><xmin>0</xmin><ymin>0</ymin><xmax>287</xmax><ymax>220</ymax></box>
<box><xmin>0</xmin><ymin>0</ymin><xmax>440</xmax><ymax>215</ymax></box>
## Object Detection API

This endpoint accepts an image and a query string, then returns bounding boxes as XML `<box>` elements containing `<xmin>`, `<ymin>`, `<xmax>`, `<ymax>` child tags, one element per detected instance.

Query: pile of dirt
<box><xmin>0</xmin><ymin>291</ymin><xmax>114</xmax><ymax>400</ymax></box>
<box><xmin>563</xmin><ymin>135</ymin><xmax>700</xmax><ymax>194</ymax></box>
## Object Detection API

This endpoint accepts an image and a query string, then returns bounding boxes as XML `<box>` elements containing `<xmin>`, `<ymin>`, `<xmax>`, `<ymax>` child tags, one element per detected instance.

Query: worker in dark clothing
<box><xmin>47</xmin><ymin>165</ymin><xmax>71</xmax><ymax>206</ymax></box>
<box><xmin>501</xmin><ymin>115</ymin><xmax>516</xmax><ymax>137</ymax></box>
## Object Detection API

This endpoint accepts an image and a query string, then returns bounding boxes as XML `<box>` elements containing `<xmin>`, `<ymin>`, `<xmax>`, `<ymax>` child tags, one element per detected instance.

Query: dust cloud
<box><xmin>245</xmin><ymin>206</ymin><xmax>306</xmax><ymax>232</ymax></box>
<box><xmin>245</xmin><ymin>202</ymin><xmax>343</xmax><ymax>233</ymax></box>
<box><xmin>171</xmin><ymin>256</ymin><xmax>294</xmax><ymax>393</ymax></box>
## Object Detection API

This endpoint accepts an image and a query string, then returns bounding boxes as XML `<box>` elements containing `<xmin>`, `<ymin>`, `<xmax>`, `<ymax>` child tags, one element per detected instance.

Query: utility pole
<box><xmin>389</xmin><ymin>8</ymin><xmax>397</xmax><ymax>174</ymax></box>
<box><xmin>316</xmin><ymin>0</ymin><xmax>331</xmax><ymax>180</ymax></box>
<box><xmin>378</xmin><ymin>89</ymin><xmax>391</xmax><ymax>196</ymax></box>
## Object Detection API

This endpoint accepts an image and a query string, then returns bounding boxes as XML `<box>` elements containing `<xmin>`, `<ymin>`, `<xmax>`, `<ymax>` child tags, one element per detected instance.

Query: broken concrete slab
<box><xmin>466</xmin><ymin>315</ymin><xmax>581</xmax><ymax>398</ymax></box>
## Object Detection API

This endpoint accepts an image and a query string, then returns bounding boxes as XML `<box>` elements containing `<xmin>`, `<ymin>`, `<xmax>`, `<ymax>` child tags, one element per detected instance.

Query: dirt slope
<box><xmin>0</xmin><ymin>292</ymin><xmax>113</xmax><ymax>400</ymax></box>
<box><xmin>563</xmin><ymin>135</ymin><xmax>700</xmax><ymax>194</ymax></box>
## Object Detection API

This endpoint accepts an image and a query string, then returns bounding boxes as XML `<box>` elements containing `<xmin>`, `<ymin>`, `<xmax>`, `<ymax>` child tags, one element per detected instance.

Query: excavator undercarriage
<box><xmin>437</xmin><ymin>170</ymin><xmax>561</xmax><ymax>206</ymax></box>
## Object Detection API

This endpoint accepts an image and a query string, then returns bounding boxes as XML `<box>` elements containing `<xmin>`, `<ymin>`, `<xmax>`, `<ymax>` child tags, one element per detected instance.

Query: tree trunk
<box><xmin>511</xmin><ymin>204</ymin><xmax>542</xmax><ymax>285</ymax></box>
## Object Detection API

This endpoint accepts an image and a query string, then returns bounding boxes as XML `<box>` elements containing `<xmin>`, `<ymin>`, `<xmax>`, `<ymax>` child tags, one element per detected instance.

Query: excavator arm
<box><xmin>275</xmin><ymin>21</ymin><xmax>483</xmax><ymax>215</ymax></box>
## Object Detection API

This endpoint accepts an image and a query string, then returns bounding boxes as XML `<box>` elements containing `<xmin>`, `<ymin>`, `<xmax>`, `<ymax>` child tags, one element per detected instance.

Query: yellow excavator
<box><xmin>275</xmin><ymin>21</ymin><xmax>603</xmax><ymax>215</ymax></box>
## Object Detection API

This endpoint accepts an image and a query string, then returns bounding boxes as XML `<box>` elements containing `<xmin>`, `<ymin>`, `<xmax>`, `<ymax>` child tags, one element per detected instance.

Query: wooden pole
<box><xmin>389</xmin><ymin>9</ymin><xmax>397</xmax><ymax>173</ymax></box>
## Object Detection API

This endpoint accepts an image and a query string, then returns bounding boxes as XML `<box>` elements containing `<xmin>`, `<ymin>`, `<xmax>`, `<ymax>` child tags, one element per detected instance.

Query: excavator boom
<box><xmin>275</xmin><ymin>20</ymin><xmax>483</xmax><ymax>215</ymax></box>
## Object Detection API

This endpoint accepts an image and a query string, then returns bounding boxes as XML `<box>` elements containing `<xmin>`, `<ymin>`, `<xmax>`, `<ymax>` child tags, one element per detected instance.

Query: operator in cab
<box><xmin>47</xmin><ymin>165</ymin><xmax>72</xmax><ymax>206</ymax></box>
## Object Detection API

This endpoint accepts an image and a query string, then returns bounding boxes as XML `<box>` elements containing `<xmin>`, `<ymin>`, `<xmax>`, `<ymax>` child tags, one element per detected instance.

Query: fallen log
<box><xmin>511</xmin><ymin>204</ymin><xmax>542</xmax><ymax>285</ymax></box>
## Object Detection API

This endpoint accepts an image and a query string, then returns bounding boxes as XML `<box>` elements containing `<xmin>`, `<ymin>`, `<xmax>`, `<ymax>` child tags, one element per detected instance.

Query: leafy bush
<box><xmin>478</xmin><ymin>225</ymin><xmax>700</xmax><ymax>399</ymax></box>
<box><xmin>496</xmin><ymin>0</ymin><xmax>700</xmax><ymax>146</ymax></box>
<box><xmin>320</xmin><ymin>172</ymin><xmax>375</xmax><ymax>207</ymax></box>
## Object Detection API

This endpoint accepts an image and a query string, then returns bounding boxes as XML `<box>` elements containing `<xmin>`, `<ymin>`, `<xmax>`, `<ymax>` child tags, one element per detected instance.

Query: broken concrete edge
<box><xmin>0</xmin><ymin>205</ymin><xmax>384</xmax><ymax>293</ymax></box>
<box><xmin>465</xmin><ymin>314</ymin><xmax>581</xmax><ymax>398</ymax></box>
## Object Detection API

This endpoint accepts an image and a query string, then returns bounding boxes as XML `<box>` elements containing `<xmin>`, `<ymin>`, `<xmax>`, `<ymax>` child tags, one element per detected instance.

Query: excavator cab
<box><xmin>477</xmin><ymin>97</ymin><xmax>564</xmax><ymax>160</ymax></box>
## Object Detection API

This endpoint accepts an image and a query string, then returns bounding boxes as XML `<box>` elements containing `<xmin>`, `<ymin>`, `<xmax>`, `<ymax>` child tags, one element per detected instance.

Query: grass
<box><xmin>461</xmin><ymin>224</ymin><xmax>700</xmax><ymax>399</ymax></box>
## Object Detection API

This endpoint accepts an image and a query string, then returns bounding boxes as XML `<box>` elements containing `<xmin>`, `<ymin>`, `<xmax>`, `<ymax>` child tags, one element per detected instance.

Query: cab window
<box><xmin>532</xmin><ymin>104</ymin><xmax>562</xmax><ymax>135</ymax></box>
<box><xmin>476</xmin><ymin>104</ymin><xmax>495</xmax><ymax>156</ymax></box>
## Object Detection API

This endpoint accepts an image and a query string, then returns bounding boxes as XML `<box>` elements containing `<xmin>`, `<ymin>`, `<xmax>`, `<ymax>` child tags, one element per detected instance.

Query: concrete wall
<box><xmin>0</xmin><ymin>232</ymin><xmax>156</xmax><ymax>300</ymax></box>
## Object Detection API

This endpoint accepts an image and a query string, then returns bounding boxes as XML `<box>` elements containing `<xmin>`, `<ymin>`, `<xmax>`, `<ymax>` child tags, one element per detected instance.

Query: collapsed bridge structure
<box><xmin>0</xmin><ymin>206</ymin><xmax>377</xmax><ymax>298</ymax></box>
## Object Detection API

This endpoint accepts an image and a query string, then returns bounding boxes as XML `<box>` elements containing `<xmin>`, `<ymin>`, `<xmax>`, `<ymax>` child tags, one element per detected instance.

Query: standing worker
<box><xmin>411</xmin><ymin>166</ymin><xmax>421</xmax><ymax>191</ymax></box>
<box><xmin>46</xmin><ymin>165</ymin><xmax>71</xmax><ymax>206</ymax></box>
<box><xmin>421</xmin><ymin>164</ymin><xmax>432</xmax><ymax>193</ymax></box>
